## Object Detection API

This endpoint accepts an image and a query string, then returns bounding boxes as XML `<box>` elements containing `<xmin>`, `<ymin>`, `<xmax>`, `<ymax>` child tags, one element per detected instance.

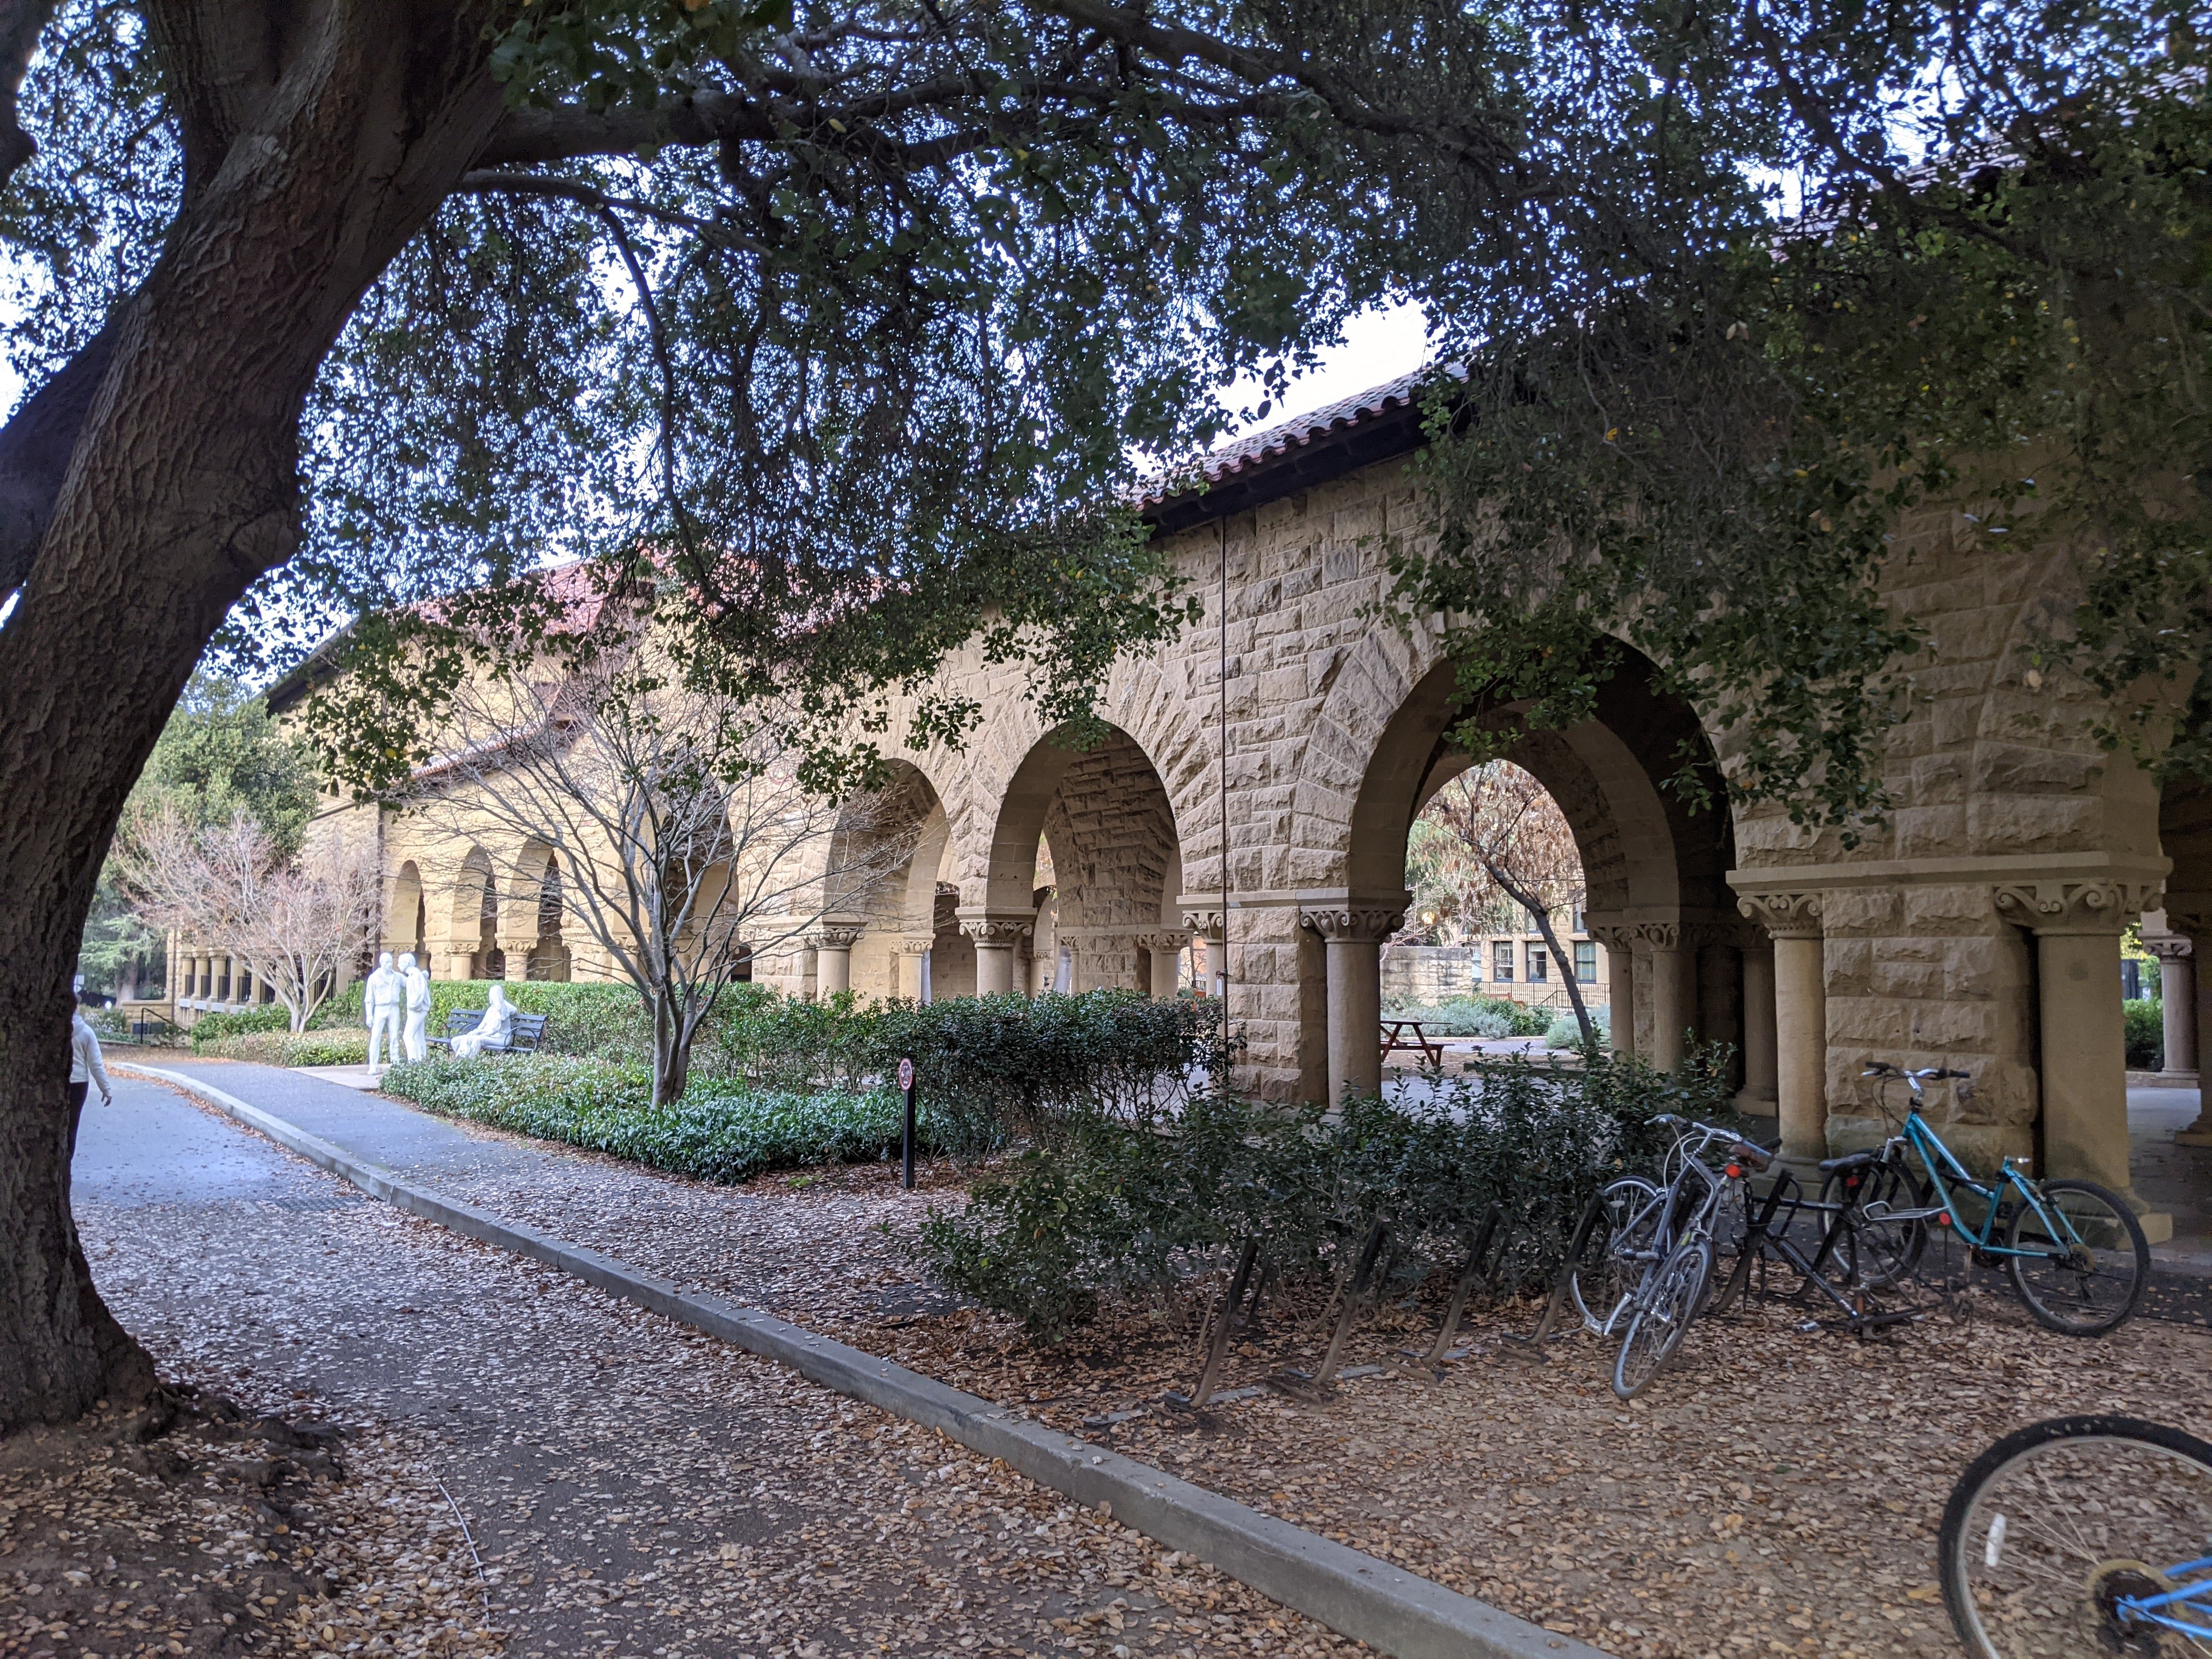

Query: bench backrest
<box><xmin>442</xmin><ymin>1009</ymin><xmax>550</xmax><ymax>1050</ymax></box>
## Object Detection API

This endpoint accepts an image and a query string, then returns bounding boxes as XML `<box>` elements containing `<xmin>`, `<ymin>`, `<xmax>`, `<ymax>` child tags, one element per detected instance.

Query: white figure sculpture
<box><xmin>400</xmin><ymin>952</ymin><xmax>431</xmax><ymax>1063</ymax></box>
<box><xmin>449</xmin><ymin>984</ymin><xmax>516</xmax><ymax>1060</ymax></box>
<box><xmin>364</xmin><ymin>951</ymin><xmax>405</xmax><ymax>1072</ymax></box>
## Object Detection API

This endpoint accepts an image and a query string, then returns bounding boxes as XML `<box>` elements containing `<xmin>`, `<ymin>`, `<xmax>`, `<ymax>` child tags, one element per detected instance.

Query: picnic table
<box><xmin>1379</xmin><ymin>1018</ymin><xmax>1446</xmax><ymax>1069</ymax></box>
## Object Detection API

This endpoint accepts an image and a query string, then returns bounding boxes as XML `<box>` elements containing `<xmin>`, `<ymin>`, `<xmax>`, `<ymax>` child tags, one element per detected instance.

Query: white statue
<box><xmin>364</xmin><ymin>951</ymin><xmax>405</xmax><ymax>1071</ymax></box>
<box><xmin>449</xmin><ymin>983</ymin><xmax>516</xmax><ymax>1060</ymax></box>
<box><xmin>400</xmin><ymin>952</ymin><xmax>431</xmax><ymax>1063</ymax></box>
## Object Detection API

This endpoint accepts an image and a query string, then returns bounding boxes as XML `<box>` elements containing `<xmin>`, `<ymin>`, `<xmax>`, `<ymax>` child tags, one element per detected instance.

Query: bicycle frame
<box><xmin>2117</xmin><ymin>1558</ymin><xmax>2212</xmax><ymax>1638</ymax></box>
<box><xmin>1894</xmin><ymin>1108</ymin><xmax>2087</xmax><ymax>1264</ymax></box>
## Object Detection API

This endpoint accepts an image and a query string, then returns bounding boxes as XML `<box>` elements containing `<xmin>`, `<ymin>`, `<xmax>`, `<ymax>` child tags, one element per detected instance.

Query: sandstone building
<box><xmin>169</xmin><ymin>368</ymin><xmax>2192</xmax><ymax>1237</ymax></box>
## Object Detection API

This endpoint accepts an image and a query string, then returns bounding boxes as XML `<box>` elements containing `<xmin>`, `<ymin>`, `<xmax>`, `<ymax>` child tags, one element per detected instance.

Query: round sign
<box><xmin>898</xmin><ymin>1057</ymin><xmax>915</xmax><ymax>1091</ymax></box>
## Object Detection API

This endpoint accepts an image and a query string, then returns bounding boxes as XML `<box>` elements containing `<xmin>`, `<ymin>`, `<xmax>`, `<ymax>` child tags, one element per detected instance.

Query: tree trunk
<box><xmin>652</xmin><ymin>989</ymin><xmax>695</xmax><ymax>1107</ymax></box>
<box><xmin>1488</xmin><ymin>866</ymin><xmax>1596</xmax><ymax>1047</ymax></box>
<box><xmin>0</xmin><ymin>4</ymin><xmax>504</xmax><ymax>1429</ymax></box>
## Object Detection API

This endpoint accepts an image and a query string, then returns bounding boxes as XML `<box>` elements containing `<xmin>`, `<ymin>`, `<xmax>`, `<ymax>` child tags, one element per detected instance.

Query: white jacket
<box><xmin>70</xmin><ymin>1013</ymin><xmax>112</xmax><ymax>1101</ymax></box>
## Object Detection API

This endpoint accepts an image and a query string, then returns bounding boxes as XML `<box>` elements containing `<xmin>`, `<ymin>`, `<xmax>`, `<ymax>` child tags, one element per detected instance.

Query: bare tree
<box><xmin>1418</xmin><ymin>763</ymin><xmax>1597</xmax><ymax>1045</ymax></box>
<box><xmin>407</xmin><ymin>639</ymin><xmax>913</xmax><ymax>1105</ymax></box>
<box><xmin>119</xmin><ymin>809</ymin><xmax>377</xmax><ymax>1033</ymax></box>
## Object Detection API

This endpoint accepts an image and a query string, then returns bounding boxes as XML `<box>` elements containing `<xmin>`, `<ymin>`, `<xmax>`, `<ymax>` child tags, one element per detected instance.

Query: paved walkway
<box><xmin>76</xmin><ymin>1068</ymin><xmax>1359</xmax><ymax>1659</ymax></box>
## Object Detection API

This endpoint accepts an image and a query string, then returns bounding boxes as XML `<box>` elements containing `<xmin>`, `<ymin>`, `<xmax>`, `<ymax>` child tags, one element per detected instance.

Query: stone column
<box><xmin>1135</xmin><ymin>932</ymin><xmax>1187</xmax><ymax>1000</ymax></box>
<box><xmin>1183</xmin><ymin>909</ymin><xmax>1227</xmax><ymax>1000</ymax></box>
<box><xmin>2147</xmin><ymin>936</ymin><xmax>2197</xmax><ymax>1083</ymax></box>
<box><xmin>2174</xmin><ymin>911</ymin><xmax>2212</xmax><ymax>1144</ymax></box>
<box><xmin>1738</xmin><ymin>941</ymin><xmax>1780</xmax><ymax>1118</ymax></box>
<box><xmin>1640</xmin><ymin>923</ymin><xmax>1686</xmax><ymax>1071</ymax></box>
<box><xmin>1301</xmin><ymin>902</ymin><xmax>1406</xmax><ymax>1107</ymax></box>
<box><xmin>812</xmin><ymin>925</ymin><xmax>862</xmax><ymax>998</ymax></box>
<box><xmin>958</xmin><ymin>913</ymin><xmax>1032</xmax><ymax>996</ymax></box>
<box><xmin>899</xmin><ymin>938</ymin><xmax>930</xmax><ymax>1002</ymax></box>
<box><xmin>500</xmin><ymin>939</ymin><xmax>532</xmax><ymax>983</ymax></box>
<box><xmin>1589</xmin><ymin>925</ymin><xmax>1637</xmax><ymax>1057</ymax></box>
<box><xmin>442</xmin><ymin>950</ymin><xmax>476</xmax><ymax>982</ymax></box>
<box><xmin>1995</xmin><ymin>879</ymin><xmax>2166</xmax><ymax>1234</ymax></box>
<box><xmin>1740</xmin><ymin>893</ymin><xmax>1827</xmax><ymax>1165</ymax></box>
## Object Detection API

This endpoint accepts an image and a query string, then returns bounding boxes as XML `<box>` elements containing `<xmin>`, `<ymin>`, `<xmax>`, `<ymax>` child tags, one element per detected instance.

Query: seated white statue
<box><xmin>449</xmin><ymin>985</ymin><xmax>517</xmax><ymax>1060</ymax></box>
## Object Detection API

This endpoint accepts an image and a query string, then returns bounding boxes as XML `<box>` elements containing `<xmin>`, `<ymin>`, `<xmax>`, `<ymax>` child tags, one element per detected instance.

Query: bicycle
<box><xmin>1567</xmin><ymin>1114</ymin><xmax>1774</xmax><ymax>1398</ymax></box>
<box><xmin>1703</xmin><ymin>1147</ymin><xmax>1921</xmax><ymax>1336</ymax></box>
<box><xmin>1940</xmin><ymin>1414</ymin><xmax>2212</xmax><ymax>1656</ymax></box>
<box><xmin>1833</xmin><ymin>1062</ymin><xmax>2151</xmax><ymax>1336</ymax></box>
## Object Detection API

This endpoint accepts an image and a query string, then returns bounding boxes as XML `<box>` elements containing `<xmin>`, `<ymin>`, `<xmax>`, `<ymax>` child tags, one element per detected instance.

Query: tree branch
<box><xmin>0</xmin><ymin>315</ymin><xmax>119</xmax><ymax>606</ymax></box>
<box><xmin>0</xmin><ymin>0</ymin><xmax>55</xmax><ymax>191</ymax></box>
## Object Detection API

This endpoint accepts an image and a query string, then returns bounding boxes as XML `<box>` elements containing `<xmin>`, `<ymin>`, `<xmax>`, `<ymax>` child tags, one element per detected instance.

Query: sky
<box><xmin>1212</xmin><ymin>300</ymin><xmax>1434</xmax><ymax>448</ymax></box>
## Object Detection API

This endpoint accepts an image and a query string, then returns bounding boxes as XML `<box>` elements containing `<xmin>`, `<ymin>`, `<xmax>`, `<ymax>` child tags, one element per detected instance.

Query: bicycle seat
<box><xmin>1819</xmin><ymin>1150</ymin><xmax>1880</xmax><ymax>1175</ymax></box>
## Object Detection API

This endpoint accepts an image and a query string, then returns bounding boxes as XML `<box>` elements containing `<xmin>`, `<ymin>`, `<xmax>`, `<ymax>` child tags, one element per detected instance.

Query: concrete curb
<box><xmin>122</xmin><ymin>1063</ymin><xmax>1606</xmax><ymax>1659</ymax></box>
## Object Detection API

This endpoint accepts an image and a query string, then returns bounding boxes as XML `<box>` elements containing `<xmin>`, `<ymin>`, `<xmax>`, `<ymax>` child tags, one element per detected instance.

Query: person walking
<box><xmin>71</xmin><ymin>1005</ymin><xmax>113</xmax><ymax>1113</ymax></box>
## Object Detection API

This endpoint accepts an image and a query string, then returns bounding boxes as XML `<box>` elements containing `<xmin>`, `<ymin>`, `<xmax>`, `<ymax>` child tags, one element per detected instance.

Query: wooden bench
<box><xmin>1379</xmin><ymin>1018</ymin><xmax>1445</xmax><ymax>1069</ymax></box>
<box><xmin>426</xmin><ymin>1008</ymin><xmax>549</xmax><ymax>1057</ymax></box>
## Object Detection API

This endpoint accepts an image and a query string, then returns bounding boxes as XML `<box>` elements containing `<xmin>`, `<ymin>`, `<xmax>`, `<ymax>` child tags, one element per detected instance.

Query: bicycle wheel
<box><xmin>1612</xmin><ymin>1237</ymin><xmax>1712</xmax><ymax>1401</ymax></box>
<box><xmin>1940</xmin><ymin>1414</ymin><xmax>2212</xmax><ymax>1658</ymax></box>
<box><xmin>1570</xmin><ymin>1177</ymin><xmax>1659</xmax><ymax>1335</ymax></box>
<box><xmin>2006</xmin><ymin>1178</ymin><xmax>2151</xmax><ymax>1338</ymax></box>
<box><xmin>1821</xmin><ymin>1155</ymin><xmax>1930</xmax><ymax>1291</ymax></box>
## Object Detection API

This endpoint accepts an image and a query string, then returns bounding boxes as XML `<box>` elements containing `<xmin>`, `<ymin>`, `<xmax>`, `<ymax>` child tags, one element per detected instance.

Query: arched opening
<box><xmin>390</xmin><ymin>861</ymin><xmax>426</xmax><ymax>967</ymax></box>
<box><xmin>450</xmin><ymin>848</ymin><xmax>499</xmax><ymax>981</ymax></box>
<box><xmin>1394</xmin><ymin>759</ymin><xmax>1609</xmax><ymax>1042</ymax></box>
<box><xmin>1318</xmin><ymin>650</ymin><xmax>1739</xmax><ymax>1104</ymax></box>
<box><xmin>805</xmin><ymin>763</ymin><xmax>952</xmax><ymax>1001</ymax></box>
<box><xmin>975</xmin><ymin>725</ymin><xmax>1183</xmax><ymax>998</ymax></box>
<box><xmin>528</xmin><ymin>859</ymin><xmax>572</xmax><ymax>981</ymax></box>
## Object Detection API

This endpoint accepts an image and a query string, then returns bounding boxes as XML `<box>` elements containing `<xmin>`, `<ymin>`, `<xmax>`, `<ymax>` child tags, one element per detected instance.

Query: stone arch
<box><xmin>1299</xmin><ymin>631</ymin><xmax>1740</xmax><ymax>1101</ymax></box>
<box><xmin>814</xmin><ymin>761</ymin><xmax>950</xmax><ymax>1001</ymax></box>
<box><xmin>387</xmin><ymin>860</ymin><xmax>426</xmax><ymax>964</ymax></box>
<box><xmin>448</xmin><ymin>847</ymin><xmax>498</xmax><ymax>980</ymax></box>
<box><xmin>970</xmin><ymin>724</ymin><xmax>1184</xmax><ymax>995</ymax></box>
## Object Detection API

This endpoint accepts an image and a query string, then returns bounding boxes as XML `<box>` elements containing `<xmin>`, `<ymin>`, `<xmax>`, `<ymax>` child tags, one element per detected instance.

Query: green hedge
<box><xmin>379</xmin><ymin>1054</ymin><xmax>942</xmax><ymax>1183</ymax></box>
<box><xmin>190</xmin><ymin>1005</ymin><xmax>294</xmax><ymax>1046</ymax></box>
<box><xmin>915</xmin><ymin>1045</ymin><xmax>1739</xmax><ymax>1338</ymax></box>
<box><xmin>2126</xmin><ymin>998</ymin><xmax>2164</xmax><ymax>1070</ymax></box>
<box><xmin>196</xmin><ymin>1028</ymin><xmax>371</xmax><ymax>1066</ymax></box>
<box><xmin>1380</xmin><ymin>995</ymin><xmax>1550</xmax><ymax>1039</ymax></box>
<box><xmin>315</xmin><ymin>978</ymin><xmax>645</xmax><ymax>1056</ymax></box>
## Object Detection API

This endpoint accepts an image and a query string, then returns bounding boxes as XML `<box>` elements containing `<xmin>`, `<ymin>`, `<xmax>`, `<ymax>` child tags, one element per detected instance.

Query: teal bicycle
<box><xmin>1842</xmin><ymin>1062</ymin><xmax>2150</xmax><ymax>1336</ymax></box>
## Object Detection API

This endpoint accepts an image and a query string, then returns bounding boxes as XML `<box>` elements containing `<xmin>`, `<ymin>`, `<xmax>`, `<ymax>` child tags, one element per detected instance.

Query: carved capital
<box><xmin>1993</xmin><ymin>879</ymin><xmax>2160</xmax><ymax>935</ymax></box>
<box><xmin>811</xmin><ymin>925</ymin><xmax>864</xmax><ymax>951</ymax></box>
<box><xmin>960</xmin><ymin>916</ymin><xmax>1034</xmax><ymax>948</ymax></box>
<box><xmin>1300</xmin><ymin>905</ymin><xmax>1406</xmax><ymax>944</ymax></box>
<box><xmin>2147</xmin><ymin>935</ymin><xmax>2196</xmax><ymax>962</ymax></box>
<box><xmin>1180</xmin><ymin>909</ymin><xmax>1226</xmax><ymax>941</ymax></box>
<box><xmin>1133</xmin><ymin>932</ymin><xmax>1190</xmax><ymax>954</ymax></box>
<box><xmin>901</xmin><ymin>937</ymin><xmax>934</xmax><ymax>956</ymax></box>
<box><xmin>1585</xmin><ymin>923</ymin><xmax>1637</xmax><ymax>951</ymax></box>
<box><xmin>1737</xmin><ymin>893</ymin><xmax>1825</xmax><ymax>941</ymax></box>
<box><xmin>1634</xmin><ymin>921</ymin><xmax>1682</xmax><ymax>951</ymax></box>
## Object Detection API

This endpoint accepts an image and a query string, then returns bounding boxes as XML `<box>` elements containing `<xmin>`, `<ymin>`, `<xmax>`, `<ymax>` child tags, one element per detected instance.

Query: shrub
<box><xmin>190</xmin><ymin>1005</ymin><xmax>293</xmax><ymax>1046</ymax></box>
<box><xmin>317</xmin><ymin>978</ymin><xmax>644</xmax><ymax>1057</ymax></box>
<box><xmin>379</xmin><ymin>1054</ymin><xmax>942</xmax><ymax>1183</ymax></box>
<box><xmin>1381</xmin><ymin>995</ymin><xmax>1550</xmax><ymax>1039</ymax></box>
<box><xmin>1544</xmin><ymin>1005</ymin><xmax>1612</xmax><ymax>1048</ymax></box>
<box><xmin>915</xmin><ymin>1043</ymin><xmax>1739</xmax><ymax>1339</ymax></box>
<box><xmin>196</xmin><ymin>1028</ymin><xmax>371</xmax><ymax>1066</ymax></box>
<box><xmin>2125</xmin><ymin>999</ymin><xmax>2164</xmax><ymax>1070</ymax></box>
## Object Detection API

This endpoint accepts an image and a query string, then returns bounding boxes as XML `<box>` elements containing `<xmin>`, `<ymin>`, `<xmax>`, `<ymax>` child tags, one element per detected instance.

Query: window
<box><xmin>1528</xmin><ymin>946</ymin><xmax>1549</xmax><ymax>982</ymax></box>
<box><xmin>1493</xmin><ymin>940</ymin><xmax>1515</xmax><ymax>982</ymax></box>
<box><xmin>1575</xmin><ymin>940</ymin><xmax>1598</xmax><ymax>983</ymax></box>
<box><xmin>1573</xmin><ymin>906</ymin><xmax>1587</xmax><ymax>934</ymax></box>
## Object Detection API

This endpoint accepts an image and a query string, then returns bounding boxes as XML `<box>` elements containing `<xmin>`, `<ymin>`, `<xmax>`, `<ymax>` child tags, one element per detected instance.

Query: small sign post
<box><xmin>898</xmin><ymin>1057</ymin><xmax>917</xmax><ymax>1189</ymax></box>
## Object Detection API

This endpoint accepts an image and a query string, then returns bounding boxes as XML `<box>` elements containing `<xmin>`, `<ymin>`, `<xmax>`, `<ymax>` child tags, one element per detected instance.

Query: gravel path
<box><xmin>126</xmin><ymin>1059</ymin><xmax>2212</xmax><ymax>1659</ymax></box>
<box><xmin>72</xmin><ymin>1074</ymin><xmax>1362</xmax><ymax>1659</ymax></box>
